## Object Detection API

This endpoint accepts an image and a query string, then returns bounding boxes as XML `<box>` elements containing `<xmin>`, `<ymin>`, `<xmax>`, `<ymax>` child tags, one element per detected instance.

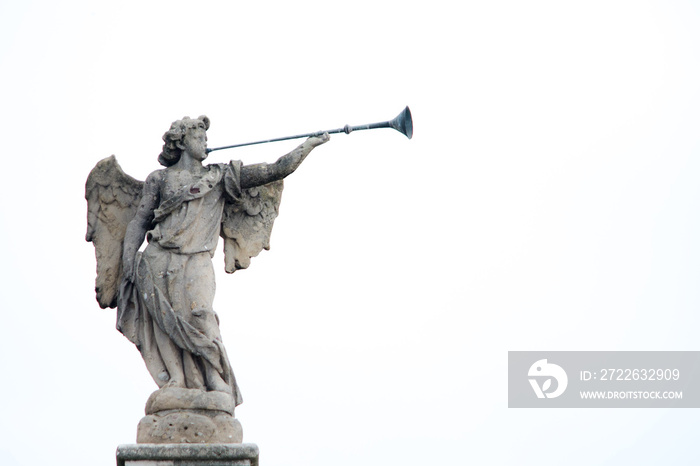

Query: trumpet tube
<box><xmin>206</xmin><ymin>106</ymin><xmax>412</xmax><ymax>154</ymax></box>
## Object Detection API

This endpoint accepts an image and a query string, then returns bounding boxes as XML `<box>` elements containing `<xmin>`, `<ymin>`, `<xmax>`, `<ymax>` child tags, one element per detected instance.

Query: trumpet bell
<box><xmin>389</xmin><ymin>106</ymin><xmax>413</xmax><ymax>139</ymax></box>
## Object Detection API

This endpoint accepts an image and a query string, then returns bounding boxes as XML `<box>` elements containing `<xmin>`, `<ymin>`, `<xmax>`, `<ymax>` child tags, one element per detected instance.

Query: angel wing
<box><xmin>85</xmin><ymin>155</ymin><xmax>144</xmax><ymax>308</ymax></box>
<box><xmin>221</xmin><ymin>180</ymin><xmax>284</xmax><ymax>273</ymax></box>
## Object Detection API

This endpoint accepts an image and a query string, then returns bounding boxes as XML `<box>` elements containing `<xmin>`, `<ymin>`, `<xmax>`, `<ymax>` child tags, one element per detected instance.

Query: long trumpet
<box><xmin>206</xmin><ymin>106</ymin><xmax>413</xmax><ymax>154</ymax></box>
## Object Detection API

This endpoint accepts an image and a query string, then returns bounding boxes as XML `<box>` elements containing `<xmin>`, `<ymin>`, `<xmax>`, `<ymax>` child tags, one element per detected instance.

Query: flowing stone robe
<box><xmin>117</xmin><ymin>161</ymin><xmax>244</xmax><ymax>406</ymax></box>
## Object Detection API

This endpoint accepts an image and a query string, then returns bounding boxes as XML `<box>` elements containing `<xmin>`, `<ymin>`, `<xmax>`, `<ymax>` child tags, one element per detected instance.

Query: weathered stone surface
<box><xmin>139</xmin><ymin>387</ymin><xmax>243</xmax><ymax>444</ymax></box>
<box><xmin>146</xmin><ymin>387</ymin><xmax>235</xmax><ymax>415</ymax></box>
<box><xmin>137</xmin><ymin>411</ymin><xmax>243</xmax><ymax>444</ymax></box>
<box><xmin>87</xmin><ymin>116</ymin><xmax>330</xmax><ymax>444</ymax></box>
<box><xmin>86</xmin><ymin>116</ymin><xmax>329</xmax><ymax>404</ymax></box>
<box><xmin>117</xmin><ymin>443</ymin><xmax>258</xmax><ymax>466</ymax></box>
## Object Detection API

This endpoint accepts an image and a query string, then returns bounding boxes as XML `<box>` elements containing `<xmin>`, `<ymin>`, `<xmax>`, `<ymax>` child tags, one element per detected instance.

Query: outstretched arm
<box><xmin>240</xmin><ymin>133</ymin><xmax>329</xmax><ymax>189</ymax></box>
<box><xmin>122</xmin><ymin>171</ymin><xmax>161</xmax><ymax>281</ymax></box>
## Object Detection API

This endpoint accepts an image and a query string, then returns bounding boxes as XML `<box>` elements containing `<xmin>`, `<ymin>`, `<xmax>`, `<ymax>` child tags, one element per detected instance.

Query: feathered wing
<box><xmin>221</xmin><ymin>180</ymin><xmax>284</xmax><ymax>273</ymax></box>
<box><xmin>85</xmin><ymin>155</ymin><xmax>144</xmax><ymax>308</ymax></box>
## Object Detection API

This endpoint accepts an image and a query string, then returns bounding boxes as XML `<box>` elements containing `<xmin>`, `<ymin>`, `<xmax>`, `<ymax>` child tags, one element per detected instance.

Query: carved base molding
<box><xmin>136</xmin><ymin>387</ymin><xmax>243</xmax><ymax>444</ymax></box>
<box><xmin>117</xmin><ymin>443</ymin><xmax>258</xmax><ymax>466</ymax></box>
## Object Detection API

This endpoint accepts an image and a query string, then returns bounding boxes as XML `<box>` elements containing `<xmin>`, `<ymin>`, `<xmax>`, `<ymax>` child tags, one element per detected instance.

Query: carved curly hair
<box><xmin>158</xmin><ymin>115</ymin><xmax>211</xmax><ymax>167</ymax></box>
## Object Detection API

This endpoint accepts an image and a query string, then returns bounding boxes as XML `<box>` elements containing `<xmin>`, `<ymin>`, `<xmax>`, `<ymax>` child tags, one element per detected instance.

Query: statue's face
<box><xmin>182</xmin><ymin>120</ymin><xmax>208</xmax><ymax>161</ymax></box>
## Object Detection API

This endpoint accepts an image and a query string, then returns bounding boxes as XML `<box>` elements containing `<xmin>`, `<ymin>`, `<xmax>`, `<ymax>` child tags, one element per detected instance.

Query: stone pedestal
<box><xmin>137</xmin><ymin>387</ymin><xmax>243</xmax><ymax>444</ymax></box>
<box><xmin>116</xmin><ymin>443</ymin><xmax>259</xmax><ymax>466</ymax></box>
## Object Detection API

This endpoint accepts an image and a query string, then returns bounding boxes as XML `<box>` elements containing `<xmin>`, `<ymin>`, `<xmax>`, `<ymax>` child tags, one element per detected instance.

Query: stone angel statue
<box><xmin>85</xmin><ymin>115</ymin><xmax>328</xmax><ymax>443</ymax></box>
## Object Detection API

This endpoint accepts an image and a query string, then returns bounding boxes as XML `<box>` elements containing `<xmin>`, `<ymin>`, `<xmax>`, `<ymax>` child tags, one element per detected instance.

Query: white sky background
<box><xmin>1</xmin><ymin>1</ymin><xmax>700</xmax><ymax>465</ymax></box>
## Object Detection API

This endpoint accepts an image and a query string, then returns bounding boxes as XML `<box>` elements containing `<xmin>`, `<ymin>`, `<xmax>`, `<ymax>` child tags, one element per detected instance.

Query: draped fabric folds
<box><xmin>117</xmin><ymin>162</ymin><xmax>245</xmax><ymax>406</ymax></box>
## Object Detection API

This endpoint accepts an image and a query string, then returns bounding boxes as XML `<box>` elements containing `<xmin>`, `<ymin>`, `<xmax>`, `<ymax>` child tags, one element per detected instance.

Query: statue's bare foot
<box><xmin>164</xmin><ymin>378</ymin><xmax>185</xmax><ymax>389</ymax></box>
<box><xmin>210</xmin><ymin>382</ymin><xmax>233</xmax><ymax>395</ymax></box>
<box><xmin>206</xmin><ymin>372</ymin><xmax>232</xmax><ymax>395</ymax></box>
